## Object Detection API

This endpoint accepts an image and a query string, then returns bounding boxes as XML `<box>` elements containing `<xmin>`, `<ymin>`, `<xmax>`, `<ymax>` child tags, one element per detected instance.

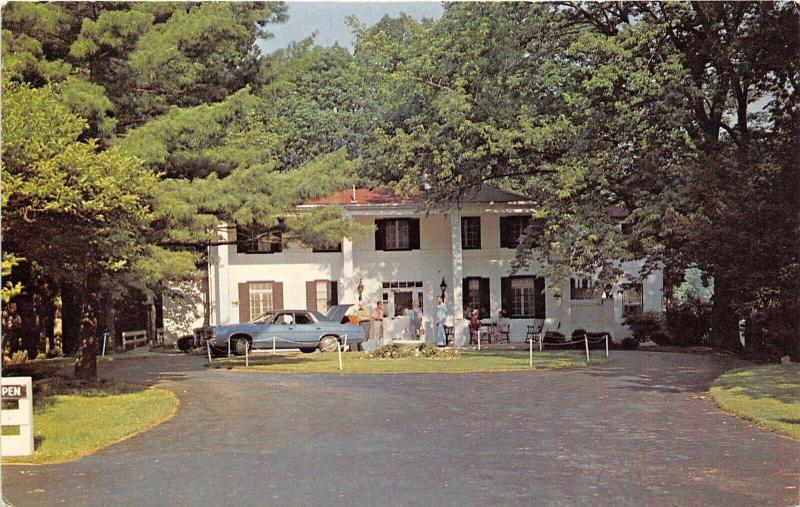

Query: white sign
<box><xmin>1</xmin><ymin>376</ymin><xmax>34</xmax><ymax>456</ymax></box>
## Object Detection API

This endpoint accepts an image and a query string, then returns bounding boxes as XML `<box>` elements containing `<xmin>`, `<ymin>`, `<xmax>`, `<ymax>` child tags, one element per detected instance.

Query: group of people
<box><xmin>355</xmin><ymin>296</ymin><xmax>450</xmax><ymax>347</ymax></box>
<box><xmin>468</xmin><ymin>309</ymin><xmax>511</xmax><ymax>343</ymax></box>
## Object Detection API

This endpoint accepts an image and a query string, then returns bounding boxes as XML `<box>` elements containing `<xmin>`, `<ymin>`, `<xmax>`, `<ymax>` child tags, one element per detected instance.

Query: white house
<box><xmin>163</xmin><ymin>186</ymin><xmax>663</xmax><ymax>344</ymax></box>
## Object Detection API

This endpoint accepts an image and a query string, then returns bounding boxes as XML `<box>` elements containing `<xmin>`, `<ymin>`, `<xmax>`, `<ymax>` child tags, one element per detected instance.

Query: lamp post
<box><xmin>440</xmin><ymin>277</ymin><xmax>447</xmax><ymax>301</ymax></box>
<box><xmin>357</xmin><ymin>279</ymin><xmax>364</xmax><ymax>302</ymax></box>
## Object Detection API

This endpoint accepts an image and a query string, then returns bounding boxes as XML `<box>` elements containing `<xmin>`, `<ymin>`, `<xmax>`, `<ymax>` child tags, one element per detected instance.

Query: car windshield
<box><xmin>251</xmin><ymin>311</ymin><xmax>275</xmax><ymax>323</ymax></box>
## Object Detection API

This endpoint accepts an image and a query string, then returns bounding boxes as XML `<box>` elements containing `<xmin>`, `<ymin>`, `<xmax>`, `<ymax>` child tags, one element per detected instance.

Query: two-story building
<box><xmin>163</xmin><ymin>186</ymin><xmax>663</xmax><ymax>344</ymax></box>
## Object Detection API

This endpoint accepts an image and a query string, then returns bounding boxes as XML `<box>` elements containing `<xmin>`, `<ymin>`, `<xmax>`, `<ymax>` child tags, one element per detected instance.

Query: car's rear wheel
<box><xmin>231</xmin><ymin>336</ymin><xmax>250</xmax><ymax>356</ymax></box>
<box><xmin>318</xmin><ymin>335</ymin><xmax>340</xmax><ymax>353</ymax></box>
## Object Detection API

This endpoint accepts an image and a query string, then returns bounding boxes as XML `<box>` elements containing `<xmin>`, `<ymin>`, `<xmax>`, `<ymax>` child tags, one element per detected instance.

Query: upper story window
<box><xmin>570</xmin><ymin>277</ymin><xmax>595</xmax><ymax>300</ymax></box>
<box><xmin>236</xmin><ymin>224</ymin><xmax>284</xmax><ymax>254</ymax></box>
<box><xmin>375</xmin><ymin>218</ymin><xmax>421</xmax><ymax>251</ymax></box>
<box><xmin>499</xmin><ymin>215</ymin><xmax>531</xmax><ymax>248</ymax></box>
<box><xmin>461</xmin><ymin>217</ymin><xmax>481</xmax><ymax>250</ymax></box>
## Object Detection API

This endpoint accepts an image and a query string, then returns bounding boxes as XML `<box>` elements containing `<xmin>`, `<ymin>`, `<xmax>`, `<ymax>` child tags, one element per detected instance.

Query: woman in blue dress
<box><xmin>435</xmin><ymin>296</ymin><xmax>447</xmax><ymax>346</ymax></box>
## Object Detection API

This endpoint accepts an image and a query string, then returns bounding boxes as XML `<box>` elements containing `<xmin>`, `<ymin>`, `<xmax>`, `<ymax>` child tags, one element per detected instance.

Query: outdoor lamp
<box><xmin>440</xmin><ymin>278</ymin><xmax>447</xmax><ymax>300</ymax></box>
<box><xmin>357</xmin><ymin>279</ymin><xmax>364</xmax><ymax>301</ymax></box>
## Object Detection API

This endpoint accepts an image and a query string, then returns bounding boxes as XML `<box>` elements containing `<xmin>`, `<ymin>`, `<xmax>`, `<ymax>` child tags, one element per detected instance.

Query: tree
<box><xmin>353</xmin><ymin>2</ymin><xmax>799</xmax><ymax>356</ymax></box>
<box><xmin>1</xmin><ymin>82</ymin><xmax>159</xmax><ymax>377</ymax></box>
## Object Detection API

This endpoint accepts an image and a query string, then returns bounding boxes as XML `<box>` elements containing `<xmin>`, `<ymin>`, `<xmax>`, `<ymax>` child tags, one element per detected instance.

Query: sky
<box><xmin>257</xmin><ymin>2</ymin><xmax>444</xmax><ymax>54</ymax></box>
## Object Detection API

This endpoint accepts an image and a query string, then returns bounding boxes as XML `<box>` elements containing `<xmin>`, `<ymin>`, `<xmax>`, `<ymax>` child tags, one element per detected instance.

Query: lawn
<box><xmin>219</xmin><ymin>350</ymin><xmax>606</xmax><ymax>373</ymax></box>
<box><xmin>710</xmin><ymin>363</ymin><xmax>800</xmax><ymax>439</ymax></box>
<box><xmin>3</xmin><ymin>381</ymin><xmax>178</xmax><ymax>465</ymax></box>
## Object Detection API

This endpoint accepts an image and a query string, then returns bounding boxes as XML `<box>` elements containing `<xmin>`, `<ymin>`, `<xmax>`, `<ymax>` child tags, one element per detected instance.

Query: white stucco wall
<box><xmin>191</xmin><ymin>205</ymin><xmax>664</xmax><ymax>344</ymax></box>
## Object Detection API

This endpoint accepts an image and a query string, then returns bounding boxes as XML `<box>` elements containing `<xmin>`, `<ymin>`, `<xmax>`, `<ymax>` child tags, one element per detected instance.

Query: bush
<box><xmin>366</xmin><ymin>343</ymin><xmax>459</xmax><ymax>360</ymax></box>
<box><xmin>621</xmin><ymin>337</ymin><xmax>639</xmax><ymax>350</ymax></box>
<box><xmin>665</xmin><ymin>295</ymin><xmax>711</xmax><ymax>346</ymax></box>
<box><xmin>47</xmin><ymin>346</ymin><xmax>64</xmax><ymax>358</ymax></box>
<box><xmin>624</xmin><ymin>312</ymin><xmax>666</xmax><ymax>344</ymax></box>
<box><xmin>3</xmin><ymin>350</ymin><xmax>29</xmax><ymax>365</ymax></box>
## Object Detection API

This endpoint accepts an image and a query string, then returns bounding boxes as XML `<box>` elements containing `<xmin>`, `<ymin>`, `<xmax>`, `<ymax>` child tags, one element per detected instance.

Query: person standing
<box><xmin>435</xmin><ymin>296</ymin><xmax>447</xmax><ymax>347</ymax></box>
<box><xmin>469</xmin><ymin>309</ymin><xmax>481</xmax><ymax>345</ymax></box>
<box><xmin>371</xmin><ymin>301</ymin><xmax>385</xmax><ymax>345</ymax></box>
<box><xmin>357</xmin><ymin>302</ymin><xmax>371</xmax><ymax>339</ymax></box>
<box><xmin>408</xmin><ymin>299</ymin><xmax>423</xmax><ymax>339</ymax></box>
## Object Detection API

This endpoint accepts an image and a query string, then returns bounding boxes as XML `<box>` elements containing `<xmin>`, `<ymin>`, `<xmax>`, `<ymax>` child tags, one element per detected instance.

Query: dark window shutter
<box><xmin>535</xmin><ymin>276</ymin><xmax>546</xmax><ymax>319</ymax></box>
<box><xmin>236</xmin><ymin>226</ymin><xmax>248</xmax><ymax>253</ymax></box>
<box><xmin>479</xmin><ymin>278</ymin><xmax>491</xmax><ymax>319</ymax></box>
<box><xmin>273</xmin><ymin>282</ymin><xmax>284</xmax><ymax>310</ymax></box>
<box><xmin>238</xmin><ymin>283</ymin><xmax>250</xmax><ymax>323</ymax></box>
<box><xmin>306</xmin><ymin>281</ymin><xmax>316</xmax><ymax>311</ymax></box>
<box><xmin>500</xmin><ymin>217</ymin><xmax>511</xmax><ymax>248</ymax></box>
<box><xmin>408</xmin><ymin>219</ymin><xmax>421</xmax><ymax>250</ymax></box>
<box><xmin>329</xmin><ymin>281</ymin><xmax>339</xmax><ymax>306</ymax></box>
<box><xmin>501</xmin><ymin>277</ymin><xmax>511</xmax><ymax>315</ymax></box>
<box><xmin>375</xmin><ymin>219</ymin><xmax>385</xmax><ymax>251</ymax></box>
<box><xmin>462</xmin><ymin>278</ymin><xmax>469</xmax><ymax>316</ymax></box>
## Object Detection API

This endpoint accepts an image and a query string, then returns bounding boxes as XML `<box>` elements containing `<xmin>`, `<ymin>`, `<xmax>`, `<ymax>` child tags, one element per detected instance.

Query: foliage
<box><xmin>665</xmin><ymin>295</ymin><xmax>712</xmax><ymax>346</ymax></box>
<box><xmin>1</xmin><ymin>253</ymin><xmax>24</xmax><ymax>303</ymax></box>
<box><xmin>620</xmin><ymin>337</ymin><xmax>639</xmax><ymax>350</ymax></box>
<box><xmin>3</xmin><ymin>350</ymin><xmax>29</xmax><ymax>365</ymax></box>
<box><xmin>365</xmin><ymin>343</ymin><xmax>459</xmax><ymax>360</ymax></box>
<box><xmin>47</xmin><ymin>346</ymin><xmax>64</xmax><ymax>359</ymax></box>
<box><xmin>624</xmin><ymin>312</ymin><xmax>667</xmax><ymax>345</ymax></box>
<box><xmin>710</xmin><ymin>364</ymin><xmax>800</xmax><ymax>439</ymax></box>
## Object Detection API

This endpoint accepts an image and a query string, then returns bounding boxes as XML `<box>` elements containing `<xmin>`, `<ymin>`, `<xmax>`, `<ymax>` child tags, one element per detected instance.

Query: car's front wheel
<box><xmin>318</xmin><ymin>335</ymin><xmax>340</xmax><ymax>353</ymax></box>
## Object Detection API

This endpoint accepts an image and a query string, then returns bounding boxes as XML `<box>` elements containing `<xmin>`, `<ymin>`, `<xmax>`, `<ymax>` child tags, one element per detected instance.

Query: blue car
<box><xmin>205</xmin><ymin>304</ymin><xmax>365</xmax><ymax>355</ymax></box>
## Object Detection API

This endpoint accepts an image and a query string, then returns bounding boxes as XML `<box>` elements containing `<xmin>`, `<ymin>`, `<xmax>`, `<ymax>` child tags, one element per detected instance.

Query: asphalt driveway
<box><xmin>2</xmin><ymin>351</ymin><xmax>799</xmax><ymax>506</ymax></box>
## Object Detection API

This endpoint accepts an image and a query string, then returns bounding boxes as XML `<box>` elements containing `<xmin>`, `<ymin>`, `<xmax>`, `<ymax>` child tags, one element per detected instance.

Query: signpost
<box><xmin>1</xmin><ymin>376</ymin><xmax>34</xmax><ymax>456</ymax></box>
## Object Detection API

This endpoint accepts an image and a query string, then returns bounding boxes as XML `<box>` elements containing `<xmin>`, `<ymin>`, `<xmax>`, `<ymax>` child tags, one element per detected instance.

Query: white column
<box><xmin>450</xmin><ymin>211</ymin><xmax>466</xmax><ymax>342</ymax></box>
<box><xmin>341</xmin><ymin>236</ymin><xmax>355</xmax><ymax>303</ymax></box>
<box><xmin>217</xmin><ymin>224</ymin><xmax>232</xmax><ymax>325</ymax></box>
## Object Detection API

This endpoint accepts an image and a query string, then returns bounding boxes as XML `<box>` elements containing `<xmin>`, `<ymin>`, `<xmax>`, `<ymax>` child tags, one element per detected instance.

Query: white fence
<box><xmin>121</xmin><ymin>328</ymin><xmax>164</xmax><ymax>351</ymax></box>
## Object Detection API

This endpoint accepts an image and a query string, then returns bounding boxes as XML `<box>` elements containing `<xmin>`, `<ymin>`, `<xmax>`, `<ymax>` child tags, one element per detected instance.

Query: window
<box><xmin>381</xmin><ymin>280</ymin><xmax>424</xmax><ymax>317</ymax></box>
<box><xmin>499</xmin><ymin>215</ymin><xmax>531</xmax><ymax>248</ymax></box>
<box><xmin>312</xmin><ymin>240</ymin><xmax>342</xmax><ymax>253</ymax></box>
<box><xmin>249</xmin><ymin>283</ymin><xmax>274</xmax><ymax>321</ymax></box>
<box><xmin>501</xmin><ymin>276</ymin><xmax>545</xmax><ymax>318</ymax></box>
<box><xmin>461</xmin><ymin>217</ymin><xmax>481</xmax><ymax>250</ymax></box>
<box><xmin>622</xmin><ymin>283</ymin><xmax>643</xmax><ymax>316</ymax></box>
<box><xmin>462</xmin><ymin>277</ymin><xmax>490</xmax><ymax>318</ymax></box>
<box><xmin>375</xmin><ymin>219</ymin><xmax>420</xmax><ymax>251</ymax></box>
<box><xmin>236</xmin><ymin>224</ymin><xmax>284</xmax><ymax>254</ymax></box>
<box><xmin>294</xmin><ymin>312</ymin><xmax>314</xmax><ymax>325</ymax></box>
<box><xmin>570</xmin><ymin>278</ymin><xmax>595</xmax><ymax>300</ymax></box>
<box><xmin>306</xmin><ymin>280</ymin><xmax>338</xmax><ymax>313</ymax></box>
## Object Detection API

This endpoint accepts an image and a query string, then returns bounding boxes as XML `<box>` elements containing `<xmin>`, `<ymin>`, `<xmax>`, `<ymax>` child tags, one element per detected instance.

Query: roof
<box><xmin>303</xmin><ymin>185</ymin><xmax>530</xmax><ymax>207</ymax></box>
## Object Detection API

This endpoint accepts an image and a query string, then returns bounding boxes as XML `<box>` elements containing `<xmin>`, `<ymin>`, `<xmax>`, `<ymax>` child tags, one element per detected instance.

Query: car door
<box><xmin>262</xmin><ymin>312</ymin><xmax>293</xmax><ymax>349</ymax></box>
<box><xmin>291</xmin><ymin>311</ymin><xmax>321</xmax><ymax>345</ymax></box>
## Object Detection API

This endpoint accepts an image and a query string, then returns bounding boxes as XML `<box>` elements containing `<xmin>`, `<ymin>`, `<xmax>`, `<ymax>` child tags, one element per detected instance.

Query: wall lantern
<box><xmin>357</xmin><ymin>279</ymin><xmax>365</xmax><ymax>301</ymax></box>
<box><xmin>440</xmin><ymin>278</ymin><xmax>447</xmax><ymax>300</ymax></box>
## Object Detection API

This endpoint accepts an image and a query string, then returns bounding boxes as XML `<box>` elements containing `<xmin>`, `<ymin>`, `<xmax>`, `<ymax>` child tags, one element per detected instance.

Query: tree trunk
<box><xmin>74</xmin><ymin>297</ymin><xmax>98</xmax><ymax>380</ymax></box>
<box><xmin>709</xmin><ymin>276</ymin><xmax>742</xmax><ymax>351</ymax></box>
<box><xmin>146</xmin><ymin>293</ymin><xmax>158</xmax><ymax>347</ymax></box>
<box><xmin>53</xmin><ymin>285</ymin><xmax>63</xmax><ymax>353</ymax></box>
<box><xmin>103</xmin><ymin>290</ymin><xmax>116</xmax><ymax>353</ymax></box>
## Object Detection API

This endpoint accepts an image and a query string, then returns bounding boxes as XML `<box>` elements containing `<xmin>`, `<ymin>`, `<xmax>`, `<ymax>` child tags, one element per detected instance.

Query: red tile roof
<box><xmin>305</xmin><ymin>187</ymin><xmax>420</xmax><ymax>205</ymax></box>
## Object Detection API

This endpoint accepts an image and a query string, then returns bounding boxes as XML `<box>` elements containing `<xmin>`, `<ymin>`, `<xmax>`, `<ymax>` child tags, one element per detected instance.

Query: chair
<box><xmin>526</xmin><ymin>319</ymin><xmax>545</xmax><ymax>344</ymax></box>
<box><xmin>495</xmin><ymin>322</ymin><xmax>511</xmax><ymax>343</ymax></box>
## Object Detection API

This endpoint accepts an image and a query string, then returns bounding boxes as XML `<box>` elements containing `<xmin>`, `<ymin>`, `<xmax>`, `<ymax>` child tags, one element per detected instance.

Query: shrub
<box><xmin>621</xmin><ymin>337</ymin><xmax>639</xmax><ymax>350</ymax></box>
<box><xmin>665</xmin><ymin>294</ymin><xmax>712</xmax><ymax>346</ymax></box>
<box><xmin>47</xmin><ymin>346</ymin><xmax>63</xmax><ymax>358</ymax></box>
<box><xmin>624</xmin><ymin>311</ymin><xmax>666</xmax><ymax>344</ymax></box>
<box><xmin>366</xmin><ymin>343</ymin><xmax>459</xmax><ymax>360</ymax></box>
<box><xmin>3</xmin><ymin>350</ymin><xmax>29</xmax><ymax>365</ymax></box>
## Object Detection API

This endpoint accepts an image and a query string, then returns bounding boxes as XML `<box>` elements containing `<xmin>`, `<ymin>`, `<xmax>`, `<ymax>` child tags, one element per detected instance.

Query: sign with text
<box><xmin>1</xmin><ymin>376</ymin><xmax>34</xmax><ymax>456</ymax></box>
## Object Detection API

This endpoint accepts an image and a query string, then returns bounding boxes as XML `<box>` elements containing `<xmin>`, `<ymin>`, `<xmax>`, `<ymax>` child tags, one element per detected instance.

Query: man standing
<box><xmin>408</xmin><ymin>299</ymin><xmax>423</xmax><ymax>339</ymax></box>
<box><xmin>357</xmin><ymin>302</ymin><xmax>371</xmax><ymax>339</ymax></box>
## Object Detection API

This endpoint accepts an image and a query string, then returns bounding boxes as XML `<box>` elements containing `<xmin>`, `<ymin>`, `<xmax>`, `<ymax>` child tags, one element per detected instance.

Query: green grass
<box><xmin>710</xmin><ymin>364</ymin><xmax>800</xmax><ymax>439</ymax></box>
<box><xmin>3</xmin><ymin>384</ymin><xmax>178</xmax><ymax>465</ymax></box>
<box><xmin>219</xmin><ymin>350</ymin><xmax>606</xmax><ymax>374</ymax></box>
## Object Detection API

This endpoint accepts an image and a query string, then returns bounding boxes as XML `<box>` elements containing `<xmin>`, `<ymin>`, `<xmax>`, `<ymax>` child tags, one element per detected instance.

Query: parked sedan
<box><xmin>204</xmin><ymin>305</ymin><xmax>365</xmax><ymax>355</ymax></box>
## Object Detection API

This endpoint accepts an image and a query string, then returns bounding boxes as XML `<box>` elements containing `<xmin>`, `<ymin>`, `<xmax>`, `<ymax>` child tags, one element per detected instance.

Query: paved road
<box><xmin>3</xmin><ymin>351</ymin><xmax>799</xmax><ymax>506</ymax></box>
